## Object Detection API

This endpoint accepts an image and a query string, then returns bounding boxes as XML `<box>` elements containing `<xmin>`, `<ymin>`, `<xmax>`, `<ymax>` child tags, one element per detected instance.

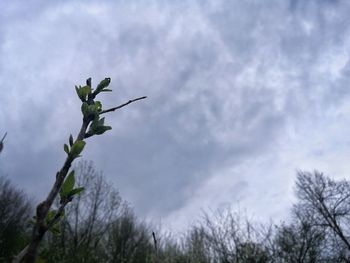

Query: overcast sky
<box><xmin>1</xmin><ymin>0</ymin><xmax>350</xmax><ymax>231</ymax></box>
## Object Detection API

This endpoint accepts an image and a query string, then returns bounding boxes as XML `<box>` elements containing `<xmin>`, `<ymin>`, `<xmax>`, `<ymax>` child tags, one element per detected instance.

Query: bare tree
<box><xmin>274</xmin><ymin>219</ymin><xmax>325</xmax><ymax>263</ymax></box>
<box><xmin>0</xmin><ymin>176</ymin><xmax>32</xmax><ymax>262</ymax></box>
<box><xmin>182</xmin><ymin>226</ymin><xmax>212</xmax><ymax>263</ymax></box>
<box><xmin>200</xmin><ymin>209</ymin><xmax>271</xmax><ymax>263</ymax></box>
<box><xmin>156</xmin><ymin>232</ymin><xmax>187</xmax><ymax>263</ymax></box>
<box><xmin>106</xmin><ymin>207</ymin><xmax>154</xmax><ymax>262</ymax></box>
<box><xmin>295</xmin><ymin>171</ymin><xmax>350</xmax><ymax>261</ymax></box>
<box><xmin>43</xmin><ymin>161</ymin><xmax>125</xmax><ymax>262</ymax></box>
<box><xmin>36</xmin><ymin>161</ymin><xmax>159</xmax><ymax>263</ymax></box>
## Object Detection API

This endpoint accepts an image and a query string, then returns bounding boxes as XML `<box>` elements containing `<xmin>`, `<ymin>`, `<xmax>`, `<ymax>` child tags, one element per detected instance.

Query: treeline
<box><xmin>1</xmin><ymin>161</ymin><xmax>350</xmax><ymax>262</ymax></box>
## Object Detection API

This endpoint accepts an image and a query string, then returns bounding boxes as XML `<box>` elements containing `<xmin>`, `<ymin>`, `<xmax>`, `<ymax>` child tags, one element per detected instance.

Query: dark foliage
<box><xmin>0</xmin><ymin>177</ymin><xmax>32</xmax><ymax>262</ymax></box>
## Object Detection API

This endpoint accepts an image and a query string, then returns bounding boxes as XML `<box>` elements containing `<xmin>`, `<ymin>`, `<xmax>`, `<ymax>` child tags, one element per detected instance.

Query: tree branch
<box><xmin>0</xmin><ymin>132</ymin><xmax>7</xmax><ymax>154</ymax></box>
<box><xmin>22</xmin><ymin>119</ymin><xmax>91</xmax><ymax>263</ymax></box>
<box><xmin>1</xmin><ymin>132</ymin><xmax>7</xmax><ymax>142</ymax></box>
<box><xmin>14</xmin><ymin>77</ymin><xmax>146</xmax><ymax>263</ymax></box>
<box><xmin>99</xmin><ymin>96</ymin><xmax>147</xmax><ymax>115</ymax></box>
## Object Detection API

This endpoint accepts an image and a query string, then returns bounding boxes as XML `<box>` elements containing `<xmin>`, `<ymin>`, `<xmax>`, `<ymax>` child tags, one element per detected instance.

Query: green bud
<box><xmin>95</xmin><ymin>78</ymin><xmax>111</xmax><ymax>94</ymax></box>
<box><xmin>70</xmin><ymin>140</ymin><xmax>86</xmax><ymax>157</ymax></box>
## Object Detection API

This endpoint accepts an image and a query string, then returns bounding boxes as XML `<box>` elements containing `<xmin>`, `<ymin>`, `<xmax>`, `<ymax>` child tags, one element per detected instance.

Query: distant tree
<box><xmin>295</xmin><ymin>171</ymin><xmax>350</xmax><ymax>262</ymax></box>
<box><xmin>106</xmin><ymin>207</ymin><xmax>154</xmax><ymax>262</ymax></box>
<box><xmin>182</xmin><ymin>226</ymin><xmax>211</xmax><ymax>263</ymax></box>
<box><xmin>13</xmin><ymin>78</ymin><xmax>146</xmax><ymax>262</ymax></box>
<box><xmin>157</xmin><ymin>233</ymin><xmax>188</xmax><ymax>263</ymax></box>
<box><xmin>42</xmin><ymin>161</ymin><xmax>125</xmax><ymax>262</ymax></box>
<box><xmin>0</xmin><ymin>176</ymin><xmax>32</xmax><ymax>262</ymax></box>
<box><xmin>39</xmin><ymin>161</ymin><xmax>159</xmax><ymax>263</ymax></box>
<box><xmin>200</xmin><ymin>210</ymin><xmax>271</xmax><ymax>263</ymax></box>
<box><xmin>157</xmin><ymin>226</ymin><xmax>212</xmax><ymax>263</ymax></box>
<box><xmin>274</xmin><ymin>219</ymin><xmax>325</xmax><ymax>262</ymax></box>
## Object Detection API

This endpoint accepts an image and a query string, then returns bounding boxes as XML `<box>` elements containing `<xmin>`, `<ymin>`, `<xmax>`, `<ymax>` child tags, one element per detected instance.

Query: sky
<box><xmin>1</xmin><ymin>0</ymin><xmax>350</xmax><ymax>232</ymax></box>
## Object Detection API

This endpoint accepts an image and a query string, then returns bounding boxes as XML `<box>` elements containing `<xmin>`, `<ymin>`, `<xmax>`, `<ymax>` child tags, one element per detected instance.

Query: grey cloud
<box><xmin>1</xmin><ymin>0</ymin><xmax>350</xmax><ymax>225</ymax></box>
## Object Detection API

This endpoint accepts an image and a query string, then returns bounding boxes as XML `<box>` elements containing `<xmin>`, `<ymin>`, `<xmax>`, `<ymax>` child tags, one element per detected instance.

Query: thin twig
<box><xmin>1</xmin><ymin>132</ymin><xmax>7</xmax><ymax>142</ymax></box>
<box><xmin>99</xmin><ymin>96</ymin><xmax>147</xmax><ymax>115</ymax></box>
<box><xmin>152</xmin><ymin>231</ymin><xmax>158</xmax><ymax>263</ymax></box>
<box><xmin>0</xmin><ymin>132</ymin><xmax>7</xmax><ymax>154</ymax></box>
<box><xmin>152</xmin><ymin>231</ymin><xmax>157</xmax><ymax>250</ymax></box>
<box><xmin>47</xmin><ymin>199</ymin><xmax>70</xmax><ymax>229</ymax></box>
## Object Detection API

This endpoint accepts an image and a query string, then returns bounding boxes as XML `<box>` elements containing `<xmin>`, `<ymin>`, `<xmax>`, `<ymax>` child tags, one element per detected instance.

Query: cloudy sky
<box><xmin>1</xmin><ymin>0</ymin><xmax>350</xmax><ymax>231</ymax></box>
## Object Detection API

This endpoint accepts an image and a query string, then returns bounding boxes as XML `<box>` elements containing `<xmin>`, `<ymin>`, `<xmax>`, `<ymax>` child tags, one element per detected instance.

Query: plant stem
<box><xmin>22</xmin><ymin>119</ymin><xmax>90</xmax><ymax>263</ymax></box>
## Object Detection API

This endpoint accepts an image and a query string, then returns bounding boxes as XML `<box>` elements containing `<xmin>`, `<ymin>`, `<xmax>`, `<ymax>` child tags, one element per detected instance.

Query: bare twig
<box><xmin>1</xmin><ymin>132</ymin><xmax>7</xmax><ymax>142</ymax></box>
<box><xmin>152</xmin><ymin>231</ymin><xmax>158</xmax><ymax>263</ymax></box>
<box><xmin>152</xmin><ymin>231</ymin><xmax>157</xmax><ymax>250</ymax></box>
<box><xmin>99</xmin><ymin>96</ymin><xmax>147</xmax><ymax>115</ymax></box>
<box><xmin>0</xmin><ymin>132</ymin><xmax>7</xmax><ymax>154</ymax></box>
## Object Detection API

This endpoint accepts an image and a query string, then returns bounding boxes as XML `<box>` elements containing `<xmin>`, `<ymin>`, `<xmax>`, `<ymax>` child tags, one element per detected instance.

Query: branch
<box><xmin>99</xmin><ymin>96</ymin><xmax>147</xmax><ymax>115</ymax></box>
<box><xmin>152</xmin><ymin>231</ymin><xmax>157</xmax><ymax>251</ymax></box>
<box><xmin>22</xmin><ymin>120</ymin><xmax>91</xmax><ymax>262</ymax></box>
<box><xmin>1</xmin><ymin>132</ymin><xmax>7</xmax><ymax>142</ymax></box>
<box><xmin>15</xmin><ymin>77</ymin><xmax>147</xmax><ymax>263</ymax></box>
<box><xmin>47</xmin><ymin>199</ymin><xmax>70</xmax><ymax>229</ymax></box>
<box><xmin>13</xmin><ymin>200</ymin><xmax>69</xmax><ymax>263</ymax></box>
<box><xmin>12</xmin><ymin>245</ymin><xmax>28</xmax><ymax>263</ymax></box>
<box><xmin>152</xmin><ymin>231</ymin><xmax>159</xmax><ymax>263</ymax></box>
<box><xmin>0</xmin><ymin>132</ymin><xmax>7</xmax><ymax>154</ymax></box>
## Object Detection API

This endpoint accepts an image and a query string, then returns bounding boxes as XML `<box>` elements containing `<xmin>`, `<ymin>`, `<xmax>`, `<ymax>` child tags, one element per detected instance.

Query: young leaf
<box><xmin>88</xmin><ymin>116</ymin><xmax>102</xmax><ymax>130</ymax></box>
<box><xmin>88</xmin><ymin>104</ymin><xmax>98</xmax><ymax>115</ymax></box>
<box><xmin>82</xmin><ymin>104</ymin><xmax>99</xmax><ymax>119</ymax></box>
<box><xmin>70</xmin><ymin>140</ymin><xmax>86</xmax><ymax>157</ymax></box>
<box><xmin>94</xmin><ymin>126</ymin><xmax>112</xmax><ymax>135</ymax></box>
<box><xmin>81</xmin><ymin>102</ymin><xmax>89</xmax><ymax>117</ymax></box>
<box><xmin>45</xmin><ymin>210</ymin><xmax>57</xmax><ymax>223</ymax></box>
<box><xmin>94</xmin><ymin>101</ymin><xmax>102</xmax><ymax>112</ymax></box>
<box><xmin>68</xmin><ymin>187</ymin><xmax>85</xmax><ymax>197</ymax></box>
<box><xmin>95</xmin><ymin>78</ymin><xmax>111</xmax><ymax>94</ymax></box>
<box><xmin>63</xmin><ymin>144</ymin><xmax>69</xmax><ymax>154</ymax></box>
<box><xmin>79</xmin><ymin>85</ymin><xmax>92</xmax><ymax>101</ymax></box>
<box><xmin>60</xmin><ymin>170</ymin><xmax>75</xmax><ymax>198</ymax></box>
